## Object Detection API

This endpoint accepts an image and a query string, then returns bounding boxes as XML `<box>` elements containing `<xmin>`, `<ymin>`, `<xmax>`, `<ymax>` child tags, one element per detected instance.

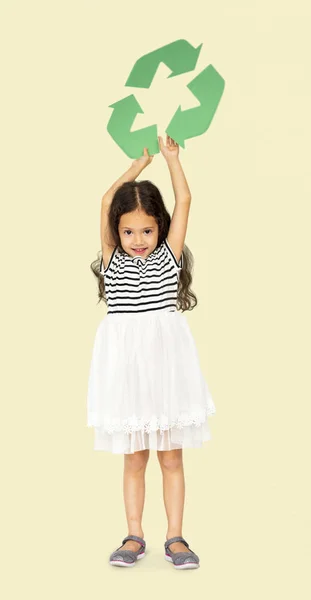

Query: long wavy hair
<box><xmin>90</xmin><ymin>180</ymin><xmax>198</xmax><ymax>312</ymax></box>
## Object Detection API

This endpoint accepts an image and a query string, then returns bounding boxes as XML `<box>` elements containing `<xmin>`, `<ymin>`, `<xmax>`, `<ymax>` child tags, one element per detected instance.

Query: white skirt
<box><xmin>87</xmin><ymin>309</ymin><xmax>216</xmax><ymax>454</ymax></box>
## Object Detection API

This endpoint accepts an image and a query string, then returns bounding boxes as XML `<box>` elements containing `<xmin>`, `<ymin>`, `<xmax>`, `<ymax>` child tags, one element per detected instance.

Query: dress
<box><xmin>87</xmin><ymin>237</ymin><xmax>216</xmax><ymax>454</ymax></box>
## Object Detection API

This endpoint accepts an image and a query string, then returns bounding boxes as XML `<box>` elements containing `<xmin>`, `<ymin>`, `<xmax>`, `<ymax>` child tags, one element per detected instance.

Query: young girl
<box><xmin>87</xmin><ymin>134</ymin><xmax>216</xmax><ymax>570</ymax></box>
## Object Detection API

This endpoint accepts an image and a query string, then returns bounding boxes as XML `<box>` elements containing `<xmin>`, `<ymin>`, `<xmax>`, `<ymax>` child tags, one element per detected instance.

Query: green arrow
<box><xmin>166</xmin><ymin>64</ymin><xmax>225</xmax><ymax>148</ymax></box>
<box><xmin>107</xmin><ymin>94</ymin><xmax>159</xmax><ymax>159</ymax></box>
<box><xmin>125</xmin><ymin>39</ymin><xmax>202</xmax><ymax>89</ymax></box>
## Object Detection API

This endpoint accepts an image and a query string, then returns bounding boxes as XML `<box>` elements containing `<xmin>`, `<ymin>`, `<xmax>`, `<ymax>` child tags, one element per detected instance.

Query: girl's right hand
<box><xmin>131</xmin><ymin>147</ymin><xmax>154</xmax><ymax>170</ymax></box>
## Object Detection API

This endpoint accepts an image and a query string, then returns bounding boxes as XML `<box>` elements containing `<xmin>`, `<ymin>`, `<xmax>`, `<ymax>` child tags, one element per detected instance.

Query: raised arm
<box><xmin>101</xmin><ymin>149</ymin><xmax>154</xmax><ymax>266</ymax></box>
<box><xmin>102</xmin><ymin>147</ymin><xmax>154</xmax><ymax>204</ymax></box>
<box><xmin>101</xmin><ymin>164</ymin><xmax>143</xmax><ymax>251</ymax></box>
<box><xmin>158</xmin><ymin>135</ymin><xmax>191</xmax><ymax>263</ymax></box>
<box><xmin>102</xmin><ymin>164</ymin><xmax>143</xmax><ymax>205</ymax></box>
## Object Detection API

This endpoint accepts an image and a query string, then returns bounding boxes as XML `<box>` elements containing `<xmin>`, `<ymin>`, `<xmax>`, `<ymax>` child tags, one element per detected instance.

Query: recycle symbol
<box><xmin>107</xmin><ymin>39</ymin><xmax>225</xmax><ymax>159</ymax></box>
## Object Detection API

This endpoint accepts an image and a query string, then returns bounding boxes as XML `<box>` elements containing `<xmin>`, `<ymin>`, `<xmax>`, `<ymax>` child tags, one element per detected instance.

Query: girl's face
<box><xmin>118</xmin><ymin>209</ymin><xmax>159</xmax><ymax>258</ymax></box>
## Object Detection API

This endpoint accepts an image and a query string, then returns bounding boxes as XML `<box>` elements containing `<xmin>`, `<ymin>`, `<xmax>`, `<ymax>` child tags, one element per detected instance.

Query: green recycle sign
<box><xmin>107</xmin><ymin>39</ymin><xmax>225</xmax><ymax>159</ymax></box>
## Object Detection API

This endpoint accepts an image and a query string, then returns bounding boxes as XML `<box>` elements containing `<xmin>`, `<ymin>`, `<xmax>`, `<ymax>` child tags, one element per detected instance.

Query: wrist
<box><xmin>129</xmin><ymin>163</ymin><xmax>145</xmax><ymax>179</ymax></box>
<box><xmin>166</xmin><ymin>156</ymin><xmax>181</xmax><ymax>169</ymax></box>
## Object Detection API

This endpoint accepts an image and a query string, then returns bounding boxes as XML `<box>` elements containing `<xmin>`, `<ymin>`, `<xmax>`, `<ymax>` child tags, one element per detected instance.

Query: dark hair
<box><xmin>90</xmin><ymin>179</ymin><xmax>198</xmax><ymax>312</ymax></box>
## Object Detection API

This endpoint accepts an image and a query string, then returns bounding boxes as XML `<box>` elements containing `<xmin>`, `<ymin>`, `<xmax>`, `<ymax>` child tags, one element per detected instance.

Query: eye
<box><xmin>124</xmin><ymin>229</ymin><xmax>152</xmax><ymax>235</ymax></box>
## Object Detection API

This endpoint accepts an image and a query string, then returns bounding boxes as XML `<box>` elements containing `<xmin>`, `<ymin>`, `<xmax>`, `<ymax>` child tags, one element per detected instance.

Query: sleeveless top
<box><xmin>100</xmin><ymin>238</ymin><xmax>183</xmax><ymax>315</ymax></box>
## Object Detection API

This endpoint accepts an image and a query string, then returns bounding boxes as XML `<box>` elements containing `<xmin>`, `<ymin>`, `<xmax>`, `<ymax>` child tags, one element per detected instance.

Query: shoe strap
<box><xmin>165</xmin><ymin>536</ymin><xmax>189</xmax><ymax>549</ymax></box>
<box><xmin>122</xmin><ymin>534</ymin><xmax>145</xmax><ymax>548</ymax></box>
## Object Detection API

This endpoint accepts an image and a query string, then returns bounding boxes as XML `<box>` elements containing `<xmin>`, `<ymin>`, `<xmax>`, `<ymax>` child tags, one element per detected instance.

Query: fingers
<box><xmin>166</xmin><ymin>134</ymin><xmax>178</xmax><ymax>146</ymax></box>
<box><xmin>143</xmin><ymin>147</ymin><xmax>154</xmax><ymax>160</ymax></box>
<box><xmin>159</xmin><ymin>135</ymin><xmax>178</xmax><ymax>147</ymax></box>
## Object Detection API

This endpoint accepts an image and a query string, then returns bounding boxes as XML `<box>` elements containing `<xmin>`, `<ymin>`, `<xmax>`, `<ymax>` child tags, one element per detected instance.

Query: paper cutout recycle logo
<box><xmin>107</xmin><ymin>39</ymin><xmax>225</xmax><ymax>159</ymax></box>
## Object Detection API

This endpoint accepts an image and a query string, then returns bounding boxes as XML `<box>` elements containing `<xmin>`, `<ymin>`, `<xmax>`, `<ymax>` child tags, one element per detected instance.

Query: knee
<box><xmin>157</xmin><ymin>449</ymin><xmax>183</xmax><ymax>471</ymax></box>
<box><xmin>125</xmin><ymin>449</ymin><xmax>149</xmax><ymax>472</ymax></box>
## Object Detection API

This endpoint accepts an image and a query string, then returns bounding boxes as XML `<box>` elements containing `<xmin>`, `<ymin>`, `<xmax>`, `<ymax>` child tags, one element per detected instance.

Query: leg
<box><xmin>157</xmin><ymin>449</ymin><xmax>191</xmax><ymax>554</ymax></box>
<box><xmin>118</xmin><ymin>449</ymin><xmax>149</xmax><ymax>553</ymax></box>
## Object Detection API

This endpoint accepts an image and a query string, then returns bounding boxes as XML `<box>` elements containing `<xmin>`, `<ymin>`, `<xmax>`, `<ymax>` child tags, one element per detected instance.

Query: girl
<box><xmin>87</xmin><ymin>135</ymin><xmax>216</xmax><ymax>570</ymax></box>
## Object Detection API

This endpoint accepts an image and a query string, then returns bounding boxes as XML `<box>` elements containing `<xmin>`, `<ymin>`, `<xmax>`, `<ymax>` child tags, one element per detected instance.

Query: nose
<box><xmin>134</xmin><ymin>235</ymin><xmax>144</xmax><ymax>246</ymax></box>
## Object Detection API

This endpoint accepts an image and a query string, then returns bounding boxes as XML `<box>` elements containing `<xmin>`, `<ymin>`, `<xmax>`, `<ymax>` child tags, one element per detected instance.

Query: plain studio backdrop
<box><xmin>1</xmin><ymin>0</ymin><xmax>310</xmax><ymax>598</ymax></box>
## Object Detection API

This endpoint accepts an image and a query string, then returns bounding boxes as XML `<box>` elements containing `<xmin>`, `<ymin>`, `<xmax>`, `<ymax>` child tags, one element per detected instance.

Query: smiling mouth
<box><xmin>132</xmin><ymin>248</ymin><xmax>147</xmax><ymax>252</ymax></box>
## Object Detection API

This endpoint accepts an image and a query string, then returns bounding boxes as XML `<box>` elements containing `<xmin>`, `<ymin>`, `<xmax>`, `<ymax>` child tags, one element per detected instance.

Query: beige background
<box><xmin>1</xmin><ymin>0</ymin><xmax>310</xmax><ymax>597</ymax></box>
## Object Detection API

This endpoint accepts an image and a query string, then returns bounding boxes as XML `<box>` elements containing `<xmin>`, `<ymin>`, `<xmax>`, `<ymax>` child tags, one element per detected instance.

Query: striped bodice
<box><xmin>100</xmin><ymin>238</ymin><xmax>183</xmax><ymax>315</ymax></box>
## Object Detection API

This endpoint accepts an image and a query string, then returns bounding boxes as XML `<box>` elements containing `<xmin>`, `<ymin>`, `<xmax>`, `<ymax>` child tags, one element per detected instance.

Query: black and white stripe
<box><xmin>100</xmin><ymin>238</ymin><xmax>183</xmax><ymax>314</ymax></box>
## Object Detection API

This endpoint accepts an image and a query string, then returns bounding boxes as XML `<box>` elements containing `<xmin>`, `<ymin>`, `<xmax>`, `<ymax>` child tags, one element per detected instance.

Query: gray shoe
<box><xmin>109</xmin><ymin>535</ymin><xmax>146</xmax><ymax>567</ymax></box>
<box><xmin>164</xmin><ymin>536</ymin><xmax>200</xmax><ymax>569</ymax></box>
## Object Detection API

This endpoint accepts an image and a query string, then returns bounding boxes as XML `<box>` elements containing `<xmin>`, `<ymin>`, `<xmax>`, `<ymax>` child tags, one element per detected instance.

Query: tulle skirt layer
<box><xmin>87</xmin><ymin>309</ymin><xmax>216</xmax><ymax>454</ymax></box>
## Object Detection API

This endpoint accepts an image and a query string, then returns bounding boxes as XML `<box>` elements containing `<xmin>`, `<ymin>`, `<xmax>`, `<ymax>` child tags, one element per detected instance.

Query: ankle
<box><xmin>166</xmin><ymin>532</ymin><xmax>182</xmax><ymax>540</ymax></box>
<box><xmin>128</xmin><ymin>531</ymin><xmax>144</xmax><ymax>539</ymax></box>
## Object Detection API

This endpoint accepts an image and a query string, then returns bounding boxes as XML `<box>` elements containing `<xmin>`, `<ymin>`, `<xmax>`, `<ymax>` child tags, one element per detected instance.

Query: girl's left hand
<box><xmin>158</xmin><ymin>134</ymin><xmax>179</xmax><ymax>161</ymax></box>
<box><xmin>131</xmin><ymin>147</ymin><xmax>154</xmax><ymax>170</ymax></box>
